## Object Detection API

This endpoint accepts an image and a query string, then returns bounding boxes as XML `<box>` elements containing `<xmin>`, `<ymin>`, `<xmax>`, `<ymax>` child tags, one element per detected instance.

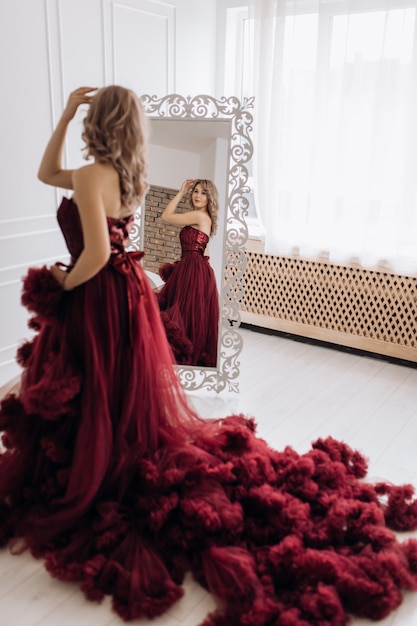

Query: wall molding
<box><xmin>0</xmin><ymin>213</ymin><xmax>65</xmax><ymax>286</ymax></box>
<box><xmin>102</xmin><ymin>0</ymin><xmax>175</xmax><ymax>91</ymax></box>
<box><xmin>0</xmin><ymin>214</ymin><xmax>58</xmax><ymax>237</ymax></box>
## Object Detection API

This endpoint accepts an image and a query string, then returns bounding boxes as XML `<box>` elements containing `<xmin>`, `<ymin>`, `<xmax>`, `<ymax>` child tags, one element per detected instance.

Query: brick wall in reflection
<box><xmin>143</xmin><ymin>185</ymin><xmax>187</xmax><ymax>274</ymax></box>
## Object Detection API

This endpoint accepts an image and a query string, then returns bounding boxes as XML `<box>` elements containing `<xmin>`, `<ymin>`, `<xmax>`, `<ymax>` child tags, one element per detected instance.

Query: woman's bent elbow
<box><xmin>89</xmin><ymin>251</ymin><xmax>111</xmax><ymax>274</ymax></box>
<box><xmin>37</xmin><ymin>170</ymin><xmax>48</xmax><ymax>184</ymax></box>
<box><xmin>38</xmin><ymin>170</ymin><xmax>58</xmax><ymax>186</ymax></box>
<box><xmin>98</xmin><ymin>250</ymin><xmax>111</xmax><ymax>267</ymax></box>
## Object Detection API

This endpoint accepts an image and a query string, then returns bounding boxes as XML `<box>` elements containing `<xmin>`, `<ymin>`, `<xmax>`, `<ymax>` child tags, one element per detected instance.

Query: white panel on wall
<box><xmin>0</xmin><ymin>0</ymin><xmax>65</xmax><ymax>386</ymax></box>
<box><xmin>1</xmin><ymin>1</ymin><xmax>51</xmax><ymax>219</ymax></box>
<box><xmin>113</xmin><ymin>6</ymin><xmax>170</xmax><ymax>94</ymax></box>
<box><xmin>59</xmin><ymin>0</ymin><xmax>104</xmax><ymax>88</ymax></box>
<box><xmin>0</xmin><ymin>228</ymin><xmax>69</xmax><ymax>277</ymax></box>
<box><xmin>173</xmin><ymin>0</ymin><xmax>217</xmax><ymax>96</ymax></box>
<box><xmin>0</xmin><ymin>215</ymin><xmax>71</xmax><ymax>384</ymax></box>
<box><xmin>103</xmin><ymin>0</ymin><xmax>175</xmax><ymax>95</ymax></box>
<box><xmin>45</xmin><ymin>0</ymin><xmax>107</xmax><ymax>172</ymax></box>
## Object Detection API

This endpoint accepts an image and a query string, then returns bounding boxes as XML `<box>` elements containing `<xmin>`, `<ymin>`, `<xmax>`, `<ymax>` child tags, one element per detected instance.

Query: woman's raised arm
<box><xmin>38</xmin><ymin>86</ymin><xmax>96</xmax><ymax>189</ymax></box>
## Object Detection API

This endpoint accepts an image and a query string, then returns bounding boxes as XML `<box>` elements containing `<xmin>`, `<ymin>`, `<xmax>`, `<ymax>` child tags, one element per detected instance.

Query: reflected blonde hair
<box><xmin>189</xmin><ymin>179</ymin><xmax>219</xmax><ymax>237</ymax></box>
<box><xmin>82</xmin><ymin>85</ymin><xmax>149</xmax><ymax>213</ymax></box>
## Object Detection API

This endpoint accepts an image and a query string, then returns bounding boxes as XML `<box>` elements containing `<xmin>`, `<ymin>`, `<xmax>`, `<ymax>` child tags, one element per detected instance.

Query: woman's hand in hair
<box><xmin>180</xmin><ymin>179</ymin><xmax>194</xmax><ymax>195</ymax></box>
<box><xmin>38</xmin><ymin>87</ymin><xmax>96</xmax><ymax>190</ymax></box>
<box><xmin>62</xmin><ymin>86</ymin><xmax>97</xmax><ymax>122</ymax></box>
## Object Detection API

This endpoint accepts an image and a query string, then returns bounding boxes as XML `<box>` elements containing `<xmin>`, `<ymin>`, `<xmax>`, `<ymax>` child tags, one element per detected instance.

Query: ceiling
<box><xmin>149</xmin><ymin>119</ymin><xmax>231</xmax><ymax>153</ymax></box>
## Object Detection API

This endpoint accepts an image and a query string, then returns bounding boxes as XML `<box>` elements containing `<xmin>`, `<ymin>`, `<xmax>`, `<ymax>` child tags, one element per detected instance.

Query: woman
<box><xmin>0</xmin><ymin>85</ymin><xmax>208</xmax><ymax>615</ymax></box>
<box><xmin>1</xmin><ymin>85</ymin><xmax>417</xmax><ymax>626</ymax></box>
<box><xmin>157</xmin><ymin>179</ymin><xmax>220</xmax><ymax>366</ymax></box>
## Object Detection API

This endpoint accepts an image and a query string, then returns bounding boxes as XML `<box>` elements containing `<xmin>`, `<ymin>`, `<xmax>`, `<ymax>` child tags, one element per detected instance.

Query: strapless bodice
<box><xmin>180</xmin><ymin>226</ymin><xmax>209</xmax><ymax>257</ymax></box>
<box><xmin>57</xmin><ymin>197</ymin><xmax>134</xmax><ymax>261</ymax></box>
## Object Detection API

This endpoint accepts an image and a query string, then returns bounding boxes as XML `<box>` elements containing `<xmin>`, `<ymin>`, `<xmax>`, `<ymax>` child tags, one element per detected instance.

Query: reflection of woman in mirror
<box><xmin>157</xmin><ymin>179</ymin><xmax>220</xmax><ymax>367</ymax></box>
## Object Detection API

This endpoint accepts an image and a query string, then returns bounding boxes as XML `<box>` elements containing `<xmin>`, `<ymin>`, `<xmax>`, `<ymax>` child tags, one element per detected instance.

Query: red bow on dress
<box><xmin>109</xmin><ymin>248</ymin><xmax>146</xmax><ymax>344</ymax></box>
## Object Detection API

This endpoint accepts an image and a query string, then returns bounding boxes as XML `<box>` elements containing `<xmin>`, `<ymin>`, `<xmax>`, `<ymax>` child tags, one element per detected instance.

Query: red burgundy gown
<box><xmin>1</xmin><ymin>197</ymin><xmax>417</xmax><ymax>626</ymax></box>
<box><xmin>157</xmin><ymin>226</ymin><xmax>219</xmax><ymax>367</ymax></box>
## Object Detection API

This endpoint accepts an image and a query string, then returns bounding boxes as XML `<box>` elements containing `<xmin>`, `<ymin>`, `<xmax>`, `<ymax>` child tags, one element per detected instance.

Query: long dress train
<box><xmin>1</xmin><ymin>197</ymin><xmax>417</xmax><ymax>625</ymax></box>
<box><xmin>157</xmin><ymin>225</ymin><xmax>219</xmax><ymax>367</ymax></box>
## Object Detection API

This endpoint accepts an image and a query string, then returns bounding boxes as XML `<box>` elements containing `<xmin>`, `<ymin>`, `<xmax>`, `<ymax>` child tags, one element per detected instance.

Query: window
<box><xmin>223</xmin><ymin>1</ymin><xmax>417</xmax><ymax>272</ymax></box>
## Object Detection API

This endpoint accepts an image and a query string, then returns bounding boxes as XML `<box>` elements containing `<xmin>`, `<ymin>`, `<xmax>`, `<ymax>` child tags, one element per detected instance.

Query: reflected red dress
<box><xmin>1</xmin><ymin>197</ymin><xmax>417</xmax><ymax>625</ymax></box>
<box><xmin>157</xmin><ymin>226</ymin><xmax>219</xmax><ymax>367</ymax></box>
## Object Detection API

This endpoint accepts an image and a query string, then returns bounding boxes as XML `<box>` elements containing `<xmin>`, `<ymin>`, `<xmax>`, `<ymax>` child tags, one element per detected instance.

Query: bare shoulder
<box><xmin>73</xmin><ymin>162</ymin><xmax>111</xmax><ymax>184</ymax></box>
<box><xmin>196</xmin><ymin>211</ymin><xmax>212</xmax><ymax>232</ymax></box>
<box><xmin>72</xmin><ymin>163</ymin><xmax>121</xmax><ymax>217</ymax></box>
<box><xmin>72</xmin><ymin>163</ymin><xmax>119</xmax><ymax>200</ymax></box>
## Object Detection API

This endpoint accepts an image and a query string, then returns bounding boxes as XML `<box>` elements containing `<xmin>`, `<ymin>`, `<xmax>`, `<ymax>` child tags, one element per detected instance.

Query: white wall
<box><xmin>148</xmin><ymin>145</ymin><xmax>202</xmax><ymax>189</ymax></box>
<box><xmin>0</xmin><ymin>0</ymin><xmax>219</xmax><ymax>385</ymax></box>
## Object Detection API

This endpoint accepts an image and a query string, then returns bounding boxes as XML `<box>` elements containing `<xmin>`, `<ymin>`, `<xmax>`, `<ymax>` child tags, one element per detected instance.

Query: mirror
<box><xmin>129</xmin><ymin>94</ymin><xmax>254</xmax><ymax>392</ymax></box>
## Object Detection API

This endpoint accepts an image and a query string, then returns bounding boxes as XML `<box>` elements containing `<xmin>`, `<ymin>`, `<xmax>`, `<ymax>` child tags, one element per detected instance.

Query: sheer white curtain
<box><xmin>251</xmin><ymin>0</ymin><xmax>417</xmax><ymax>275</ymax></box>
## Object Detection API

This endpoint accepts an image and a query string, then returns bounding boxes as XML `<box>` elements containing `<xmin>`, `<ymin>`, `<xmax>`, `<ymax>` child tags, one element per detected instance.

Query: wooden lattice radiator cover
<box><xmin>241</xmin><ymin>250</ymin><xmax>417</xmax><ymax>363</ymax></box>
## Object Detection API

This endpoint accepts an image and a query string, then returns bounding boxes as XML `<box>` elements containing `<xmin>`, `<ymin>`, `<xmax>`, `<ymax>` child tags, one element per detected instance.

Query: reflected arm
<box><xmin>160</xmin><ymin>179</ymin><xmax>193</xmax><ymax>225</ymax></box>
<box><xmin>160</xmin><ymin>179</ymin><xmax>207</xmax><ymax>229</ymax></box>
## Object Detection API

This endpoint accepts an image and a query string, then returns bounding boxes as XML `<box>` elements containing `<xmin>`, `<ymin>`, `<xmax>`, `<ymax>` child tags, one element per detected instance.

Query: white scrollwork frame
<box><xmin>136</xmin><ymin>94</ymin><xmax>254</xmax><ymax>392</ymax></box>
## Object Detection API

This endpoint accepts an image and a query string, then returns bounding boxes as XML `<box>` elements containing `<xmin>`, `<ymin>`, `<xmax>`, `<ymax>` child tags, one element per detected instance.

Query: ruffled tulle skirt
<box><xmin>158</xmin><ymin>254</ymin><xmax>219</xmax><ymax>367</ymax></box>
<box><xmin>1</xmin><ymin>262</ymin><xmax>417</xmax><ymax>625</ymax></box>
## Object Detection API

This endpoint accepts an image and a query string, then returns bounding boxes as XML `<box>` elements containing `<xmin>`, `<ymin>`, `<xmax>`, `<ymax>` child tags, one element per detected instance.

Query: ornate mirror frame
<box><xmin>133</xmin><ymin>94</ymin><xmax>254</xmax><ymax>392</ymax></box>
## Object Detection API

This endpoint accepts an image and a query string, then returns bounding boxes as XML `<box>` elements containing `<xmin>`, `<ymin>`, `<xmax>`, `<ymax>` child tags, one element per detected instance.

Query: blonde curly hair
<box><xmin>82</xmin><ymin>85</ymin><xmax>149</xmax><ymax>213</ymax></box>
<box><xmin>189</xmin><ymin>179</ymin><xmax>219</xmax><ymax>237</ymax></box>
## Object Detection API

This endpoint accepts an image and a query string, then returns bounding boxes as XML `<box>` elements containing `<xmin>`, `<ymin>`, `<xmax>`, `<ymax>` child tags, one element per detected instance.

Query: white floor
<box><xmin>1</xmin><ymin>326</ymin><xmax>417</xmax><ymax>625</ymax></box>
